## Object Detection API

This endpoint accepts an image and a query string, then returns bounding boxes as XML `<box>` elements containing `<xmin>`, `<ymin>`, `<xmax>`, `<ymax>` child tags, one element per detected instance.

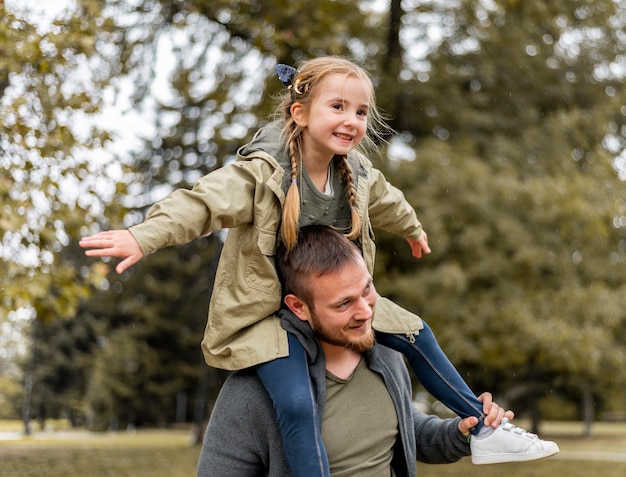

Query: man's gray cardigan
<box><xmin>197</xmin><ymin>310</ymin><xmax>470</xmax><ymax>476</ymax></box>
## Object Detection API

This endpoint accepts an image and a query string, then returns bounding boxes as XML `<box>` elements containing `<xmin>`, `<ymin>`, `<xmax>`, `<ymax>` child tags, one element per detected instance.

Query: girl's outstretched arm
<box><xmin>406</xmin><ymin>232</ymin><xmax>431</xmax><ymax>259</ymax></box>
<box><xmin>79</xmin><ymin>230</ymin><xmax>144</xmax><ymax>274</ymax></box>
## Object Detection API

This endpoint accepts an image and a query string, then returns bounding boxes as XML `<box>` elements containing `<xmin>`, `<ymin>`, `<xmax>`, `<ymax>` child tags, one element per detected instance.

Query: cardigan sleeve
<box><xmin>413</xmin><ymin>413</ymin><xmax>471</xmax><ymax>464</ymax></box>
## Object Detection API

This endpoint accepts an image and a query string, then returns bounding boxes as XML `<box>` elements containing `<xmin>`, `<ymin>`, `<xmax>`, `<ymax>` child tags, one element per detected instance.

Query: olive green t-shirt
<box><xmin>298</xmin><ymin>161</ymin><xmax>352</xmax><ymax>232</ymax></box>
<box><xmin>322</xmin><ymin>358</ymin><xmax>399</xmax><ymax>476</ymax></box>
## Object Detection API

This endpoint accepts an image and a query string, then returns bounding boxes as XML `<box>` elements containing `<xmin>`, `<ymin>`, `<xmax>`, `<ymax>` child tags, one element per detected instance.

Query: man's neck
<box><xmin>321</xmin><ymin>342</ymin><xmax>363</xmax><ymax>380</ymax></box>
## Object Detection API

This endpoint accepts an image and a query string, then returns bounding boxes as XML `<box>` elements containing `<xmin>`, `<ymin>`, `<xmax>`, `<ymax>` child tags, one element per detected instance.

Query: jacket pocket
<box><xmin>244</xmin><ymin>228</ymin><xmax>281</xmax><ymax>295</ymax></box>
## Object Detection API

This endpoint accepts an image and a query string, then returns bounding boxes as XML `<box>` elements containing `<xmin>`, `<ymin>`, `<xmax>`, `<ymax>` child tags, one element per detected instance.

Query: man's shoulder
<box><xmin>369</xmin><ymin>343</ymin><xmax>406</xmax><ymax>368</ymax></box>
<box><xmin>199</xmin><ymin>370</ymin><xmax>289</xmax><ymax>476</ymax></box>
<box><xmin>366</xmin><ymin>343</ymin><xmax>413</xmax><ymax>391</ymax></box>
<box><xmin>217</xmin><ymin>370</ymin><xmax>279</xmax><ymax>425</ymax></box>
<box><xmin>220</xmin><ymin>370</ymin><xmax>266</xmax><ymax>401</ymax></box>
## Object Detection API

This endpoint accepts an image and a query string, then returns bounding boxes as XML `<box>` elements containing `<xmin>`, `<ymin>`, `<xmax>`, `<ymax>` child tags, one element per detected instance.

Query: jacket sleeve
<box><xmin>413</xmin><ymin>412</ymin><xmax>471</xmax><ymax>464</ymax></box>
<box><xmin>129</xmin><ymin>161</ymin><xmax>261</xmax><ymax>256</ymax></box>
<box><xmin>366</xmin><ymin>167</ymin><xmax>424</xmax><ymax>240</ymax></box>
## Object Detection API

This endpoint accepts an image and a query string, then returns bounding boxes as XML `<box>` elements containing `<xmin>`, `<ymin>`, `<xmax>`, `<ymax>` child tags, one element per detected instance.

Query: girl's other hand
<box><xmin>406</xmin><ymin>232</ymin><xmax>431</xmax><ymax>259</ymax></box>
<box><xmin>79</xmin><ymin>230</ymin><xmax>144</xmax><ymax>274</ymax></box>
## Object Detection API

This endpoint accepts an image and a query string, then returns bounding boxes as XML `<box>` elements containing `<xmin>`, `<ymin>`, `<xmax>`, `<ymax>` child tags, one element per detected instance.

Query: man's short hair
<box><xmin>276</xmin><ymin>225</ymin><xmax>362</xmax><ymax>308</ymax></box>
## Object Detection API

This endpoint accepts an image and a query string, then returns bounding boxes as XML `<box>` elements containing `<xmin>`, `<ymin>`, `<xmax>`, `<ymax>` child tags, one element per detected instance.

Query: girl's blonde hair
<box><xmin>277</xmin><ymin>56</ymin><xmax>388</xmax><ymax>252</ymax></box>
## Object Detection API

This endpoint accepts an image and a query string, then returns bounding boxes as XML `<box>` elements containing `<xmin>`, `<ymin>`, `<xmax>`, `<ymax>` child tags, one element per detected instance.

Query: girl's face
<box><xmin>293</xmin><ymin>73</ymin><xmax>371</xmax><ymax>163</ymax></box>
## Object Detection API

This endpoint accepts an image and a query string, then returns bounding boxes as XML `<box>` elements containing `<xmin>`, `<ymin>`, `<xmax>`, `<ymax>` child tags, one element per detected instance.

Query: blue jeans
<box><xmin>256</xmin><ymin>332</ymin><xmax>330</xmax><ymax>477</ymax></box>
<box><xmin>376</xmin><ymin>321</ymin><xmax>486</xmax><ymax>434</ymax></box>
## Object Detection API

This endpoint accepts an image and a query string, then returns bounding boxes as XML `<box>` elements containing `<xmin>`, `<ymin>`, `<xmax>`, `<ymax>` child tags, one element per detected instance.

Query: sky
<box><xmin>5</xmin><ymin>0</ymin><xmax>151</xmax><ymax>159</ymax></box>
<box><xmin>4</xmin><ymin>0</ymin><xmax>75</xmax><ymax>28</ymax></box>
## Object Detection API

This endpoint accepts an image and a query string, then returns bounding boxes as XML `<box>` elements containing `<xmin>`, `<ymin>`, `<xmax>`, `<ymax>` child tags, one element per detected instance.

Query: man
<box><xmin>197</xmin><ymin>225</ymin><xmax>525</xmax><ymax>476</ymax></box>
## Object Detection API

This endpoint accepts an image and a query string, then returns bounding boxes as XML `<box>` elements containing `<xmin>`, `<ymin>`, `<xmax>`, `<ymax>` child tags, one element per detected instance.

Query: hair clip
<box><xmin>275</xmin><ymin>64</ymin><xmax>298</xmax><ymax>88</ymax></box>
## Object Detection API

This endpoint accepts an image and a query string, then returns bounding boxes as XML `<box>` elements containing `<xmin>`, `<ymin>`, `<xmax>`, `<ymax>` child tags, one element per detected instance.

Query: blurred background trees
<box><xmin>1</xmin><ymin>0</ymin><xmax>625</xmax><ymax>437</ymax></box>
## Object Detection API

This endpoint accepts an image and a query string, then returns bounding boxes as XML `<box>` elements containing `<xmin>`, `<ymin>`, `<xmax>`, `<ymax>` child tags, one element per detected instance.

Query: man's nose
<box><xmin>355</xmin><ymin>296</ymin><xmax>374</xmax><ymax>319</ymax></box>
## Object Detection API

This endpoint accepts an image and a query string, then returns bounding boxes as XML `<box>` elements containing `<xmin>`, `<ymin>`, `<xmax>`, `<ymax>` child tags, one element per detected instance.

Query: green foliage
<box><xmin>26</xmin><ymin>316</ymin><xmax>99</xmax><ymax>427</ymax></box>
<box><xmin>373</xmin><ymin>0</ymin><xmax>626</xmax><ymax>423</ymax></box>
<box><xmin>81</xmin><ymin>238</ymin><xmax>224</xmax><ymax>430</ymax></box>
<box><xmin>0</xmin><ymin>376</ymin><xmax>23</xmax><ymax>419</ymax></box>
<box><xmin>4</xmin><ymin>0</ymin><xmax>626</xmax><ymax>430</ymax></box>
<box><xmin>0</xmin><ymin>1</ymin><xmax>122</xmax><ymax>325</ymax></box>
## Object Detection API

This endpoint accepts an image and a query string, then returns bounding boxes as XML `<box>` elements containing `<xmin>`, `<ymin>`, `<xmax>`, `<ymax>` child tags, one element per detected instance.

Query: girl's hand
<box><xmin>79</xmin><ymin>230</ymin><xmax>144</xmax><ymax>274</ymax></box>
<box><xmin>406</xmin><ymin>232</ymin><xmax>431</xmax><ymax>259</ymax></box>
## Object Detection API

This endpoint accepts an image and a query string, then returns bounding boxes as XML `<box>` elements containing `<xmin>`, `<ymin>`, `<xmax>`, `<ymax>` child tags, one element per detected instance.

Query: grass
<box><xmin>1</xmin><ymin>420</ymin><xmax>625</xmax><ymax>476</ymax></box>
<box><xmin>0</xmin><ymin>422</ymin><xmax>200</xmax><ymax>477</ymax></box>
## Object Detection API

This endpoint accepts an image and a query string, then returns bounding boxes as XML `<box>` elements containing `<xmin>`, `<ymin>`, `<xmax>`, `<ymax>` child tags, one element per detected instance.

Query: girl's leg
<box><xmin>255</xmin><ymin>332</ymin><xmax>330</xmax><ymax>477</ymax></box>
<box><xmin>376</xmin><ymin>321</ymin><xmax>486</xmax><ymax>435</ymax></box>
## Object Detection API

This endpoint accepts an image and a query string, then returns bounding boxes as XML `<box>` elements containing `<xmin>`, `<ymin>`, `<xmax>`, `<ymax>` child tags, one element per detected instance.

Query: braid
<box><xmin>336</xmin><ymin>155</ymin><xmax>361</xmax><ymax>240</ymax></box>
<box><xmin>281</xmin><ymin>138</ymin><xmax>301</xmax><ymax>251</ymax></box>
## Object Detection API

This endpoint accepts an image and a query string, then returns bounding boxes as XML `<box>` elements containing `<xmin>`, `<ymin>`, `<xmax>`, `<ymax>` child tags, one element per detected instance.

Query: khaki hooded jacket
<box><xmin>129</xmin><ymin>122</ymin><xmax>424</xmax><ymax>370</ymax></box>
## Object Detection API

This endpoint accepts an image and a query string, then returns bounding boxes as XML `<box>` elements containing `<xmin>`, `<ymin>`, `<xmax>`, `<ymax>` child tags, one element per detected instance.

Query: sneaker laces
<box><xmin>500</xmin><ymin>418</ymin><xmax>538</xmax><ymax>440</ymax></box>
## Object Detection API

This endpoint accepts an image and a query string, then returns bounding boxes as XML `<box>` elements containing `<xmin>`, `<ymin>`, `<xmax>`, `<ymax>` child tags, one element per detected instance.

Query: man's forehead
<box><xmin>312</xmin><ymin>260</ymin><xmax>371</xmax><ymax>299</ymax></box>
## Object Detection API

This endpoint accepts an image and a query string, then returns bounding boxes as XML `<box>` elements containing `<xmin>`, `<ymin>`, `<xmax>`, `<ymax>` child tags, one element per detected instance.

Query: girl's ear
<box><xmin>290</xmin><ymin>102</ymin><xmax>307</xmax><ymax>127</ymax></box>
<box><xmin>284</xmin><ymin>294</ymin><xmax>310</xmax><ymax>322</ymax></box>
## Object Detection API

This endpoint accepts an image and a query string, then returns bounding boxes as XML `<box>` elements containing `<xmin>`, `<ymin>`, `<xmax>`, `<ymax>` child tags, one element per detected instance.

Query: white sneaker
<box><xmin>470</xmin><ymin>418</ymin><xmax>560</xmax><ymax>465</ymax></box>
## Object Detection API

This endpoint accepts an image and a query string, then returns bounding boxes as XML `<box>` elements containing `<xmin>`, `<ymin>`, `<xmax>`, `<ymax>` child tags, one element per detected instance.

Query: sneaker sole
<box><xmin>472</xmin><ymin>445</ymin><xmax>560</xmax><ymax>465</ymax></box>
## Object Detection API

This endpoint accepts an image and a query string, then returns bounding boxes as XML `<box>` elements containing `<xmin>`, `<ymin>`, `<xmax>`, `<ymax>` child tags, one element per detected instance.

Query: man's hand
<box><xmin>458</xmin><ymin>392</ymin><xmax>515</xmax><ymax>437</ymax></box>
<box><xmin>406</xmin><ymin>232</ymin><xmax>431</xmax><ymax>259</ymax></box>
<box><xmin>79</xmin><ymin>230</ymin><xmax>144</xmax><ymax>274</ymax></box>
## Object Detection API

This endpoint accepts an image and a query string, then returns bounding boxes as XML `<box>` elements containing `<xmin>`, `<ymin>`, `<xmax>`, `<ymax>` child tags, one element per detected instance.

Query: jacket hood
<box><xmin>278</xmin><ymin>308</ymin><xmax>322</xmax><ymax>364</ymax></box>
<box><xmin>238</xmin><ymin>120</ymin><xmax>293</xmax><ymax>194</ymax></box>
<box><xmin>239</xmin><ymin>120</ymin><xmax>289</xmax><ymax>164</ymax></box>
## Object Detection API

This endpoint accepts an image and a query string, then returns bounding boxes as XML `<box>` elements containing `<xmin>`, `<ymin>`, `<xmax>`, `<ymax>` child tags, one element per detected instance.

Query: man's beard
<box><xmin>309</xmin><ymin>310</ymin><xmax>375</xmax><ymax>353</ymax></box>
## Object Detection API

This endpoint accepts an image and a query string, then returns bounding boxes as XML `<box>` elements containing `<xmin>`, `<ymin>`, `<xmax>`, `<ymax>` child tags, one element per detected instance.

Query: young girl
<box><xmin>80</xmin><ymin>57</ymin><xmax>558</xmax><ymax>473</ymax></box>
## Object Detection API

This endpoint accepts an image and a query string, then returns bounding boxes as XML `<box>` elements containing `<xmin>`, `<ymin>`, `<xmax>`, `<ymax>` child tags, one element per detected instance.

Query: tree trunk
<box><xmin>582</xmin><ymin>385</ymin><xmax>594</xmax><ymax>438</ymax></box>
<box><xmin>22</xmin><ymin>321</ymin><xmax>37</xmax><ymax>436</ymax></box>
<box><xmin>383</xmin><ymin>0</ymin><xmax>406</xmax><ymax>132</ymax></box>
<box><xmin>189</xmin><ymin>364</ymin><xmax>211</xmax><ymax>445</ymax></box>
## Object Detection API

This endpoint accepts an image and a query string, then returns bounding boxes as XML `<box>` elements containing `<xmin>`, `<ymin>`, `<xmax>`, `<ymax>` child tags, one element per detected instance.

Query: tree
<box><xmin>81</xmin><ymin>237</ymin><xmax>222</xmax><ymax>430</ymax></box>
<box><xmin>1</xmin><ymin>1</ymin><xmax>125</xmax><ymax>432</ymax></box>
<box><xmin>373</xmin><ymin>0</ymin><xmax>626</xmax><ymax>433</ymax></box>
<box><xmin>1</xmin><ymin>2</ymin><xmax>120</xmax><ymax>321</ymax></box>
<box><xmin>23</xmin><ymin>314</ymin><xmax>98</xmax><ymax>428</ymax></box>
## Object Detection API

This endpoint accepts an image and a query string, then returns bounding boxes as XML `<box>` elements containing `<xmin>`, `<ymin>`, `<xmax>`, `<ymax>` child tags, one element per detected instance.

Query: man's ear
<box><xmin>284</xmin><ymin>294</ymin><xmax>310</xmax><ymax>322</ymax></box>
<box><xmin>290</xmin><ymin>102</ymin><xmax>307</xmax><ymax>127</ymax></box>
